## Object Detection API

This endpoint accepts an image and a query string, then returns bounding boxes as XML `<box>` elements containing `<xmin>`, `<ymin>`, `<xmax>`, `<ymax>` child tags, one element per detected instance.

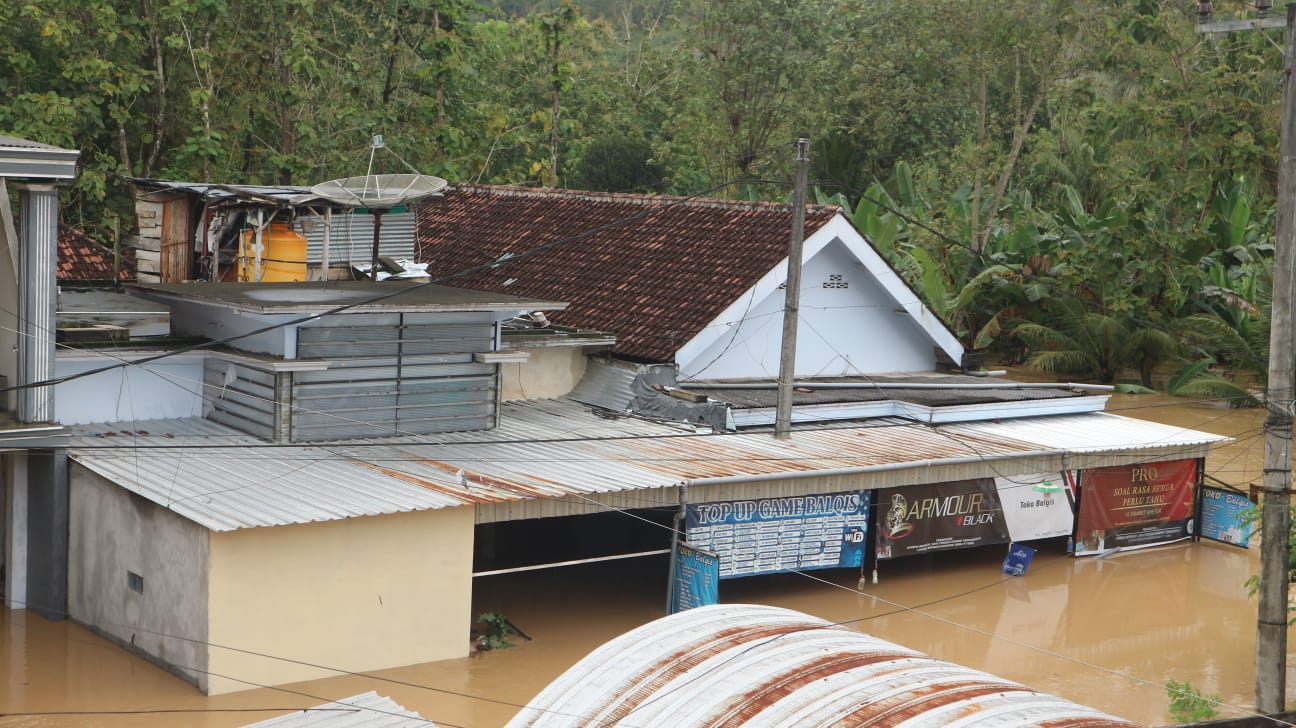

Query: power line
<box><xmin>2</xmin><ymin>177</ymin><xmax>748</xmax><ymax>398</ymax></box>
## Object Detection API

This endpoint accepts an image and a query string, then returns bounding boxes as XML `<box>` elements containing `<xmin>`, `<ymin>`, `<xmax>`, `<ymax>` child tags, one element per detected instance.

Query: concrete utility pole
<box><xmin>1257</xmin><ymin>3</ymin><xmax>1296</xmax><ymax>713</ymax></box>
<box><xmin>775</xmin><ymin>134</ymin><xmax>811</xmax><ymax>439</ymax></box>
<box><xmin>1199</xmin><ymin>4</ymin><xmax>1292</xmax><ymax>712</ymax></box>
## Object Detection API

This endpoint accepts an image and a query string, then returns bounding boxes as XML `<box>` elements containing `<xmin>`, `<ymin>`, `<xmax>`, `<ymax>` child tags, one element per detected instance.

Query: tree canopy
<box><xmin>4</xmin><ymin>0</ymin><xmax>1287</xmax><ymax>388</ymax></box>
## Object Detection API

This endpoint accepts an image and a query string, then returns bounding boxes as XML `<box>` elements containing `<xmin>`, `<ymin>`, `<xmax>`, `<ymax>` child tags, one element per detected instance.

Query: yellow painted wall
<box><xmin>500</xmin><ymin>347</ymin><xmax>588</xmax><ymax>401</ymax></box>
<box><xmin>206</xmin><ymin>506</ymin><xmax>474</xmax><ymax>695</ymax></box>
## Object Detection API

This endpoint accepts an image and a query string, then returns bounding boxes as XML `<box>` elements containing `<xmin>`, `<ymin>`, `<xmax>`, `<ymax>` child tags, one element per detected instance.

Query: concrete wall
<box><xmin>500</xmin><ymin>347</ymin><xmax>587</xmax><ymax>401</ymax></box>
<box><xmin>1</xmin><ymin>452</ymin><xmax>26</xmax><ymax>609</ymax></box>
<box><xmin>0</xmin><ymin>182</ymin><xmax>18</xmax><ymax>412</ymax></box>
<box><xmin>54</xmin><ymin>352</ymin><xmax>206</xmax><ymax>424</ymax></box>
<box><xmin>206</xmin><ymin>506</ymin><xmax>475</xmax><ymax>695</ymax></box>
<box><xmin>67</xmin><ymin>463</ymin><xmax>210</xmax><ymax>690</ymax></box>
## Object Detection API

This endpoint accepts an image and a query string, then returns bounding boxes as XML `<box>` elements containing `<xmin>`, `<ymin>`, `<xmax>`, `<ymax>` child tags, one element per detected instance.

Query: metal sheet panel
<box><xmin>946</xmin><ymin>412</ymin><xmax>1226</xmax><ymax>452</ymax></box>
<box><xmin>504</xmin><ymin>604</ymin><xmax>1136</xmax><ymax>728</ymax></box>
<box><xmin>291</xmin><ymin>318</ymin><xmax>498</xmax><ymax>442</ymax></box>
<box><xmin>242</xmin><ymin>690</ymin><xmax>430</xmax><ymax>727</ymax></box>
<box><xmin>70</xmin><ymin>400</ymin><xmax>1228</xmax><ymax>532</ymax></box>
<box><xmin>300</xmin><ymin>211</ymin><xmax>416</xmax><ymax>265</ymax></box>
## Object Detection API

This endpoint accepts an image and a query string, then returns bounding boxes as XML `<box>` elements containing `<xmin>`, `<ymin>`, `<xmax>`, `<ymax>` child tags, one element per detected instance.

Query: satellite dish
<box><xmin>310</xmin><ymin>136</ymin><xmax>450</xmax><ymax>281</ymax></box>
<box><xmin>309</xmin><ymin>173</ymin><xmax>447</xmax><ymax>209</ymax></box>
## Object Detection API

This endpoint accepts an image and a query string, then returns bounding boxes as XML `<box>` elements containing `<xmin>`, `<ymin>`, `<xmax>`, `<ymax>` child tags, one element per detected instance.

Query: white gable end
<box><xmin>677</xmin><ymin>214</ymin><xmax>963</xmax><ymax>381</ymax></box>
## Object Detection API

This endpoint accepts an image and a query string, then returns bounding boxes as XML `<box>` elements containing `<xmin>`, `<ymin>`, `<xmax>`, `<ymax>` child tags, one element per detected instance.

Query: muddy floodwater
<box><xmin>0</xmin><ymin>390</ymin><xmax>1281</xmax><ymax>727</ymax></box>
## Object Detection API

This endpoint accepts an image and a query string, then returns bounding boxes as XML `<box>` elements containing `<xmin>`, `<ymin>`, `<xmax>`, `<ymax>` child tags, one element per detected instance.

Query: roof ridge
<box><xmin>450</xmin><ymin>183</ymin><xmax>841</xmax><ymax>215</ymax></box>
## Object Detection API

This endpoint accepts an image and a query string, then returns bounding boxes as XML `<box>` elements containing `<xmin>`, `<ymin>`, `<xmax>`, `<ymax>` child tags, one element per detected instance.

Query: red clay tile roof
<box><xmin>414</xmin><ymin>185</ymin><xmax>839</xmax><ymax>362</ymax></box>
<box><xmin>57</xmin><ymin>224</ymin><xmax>134</xmax><ymax>281</ymax></box>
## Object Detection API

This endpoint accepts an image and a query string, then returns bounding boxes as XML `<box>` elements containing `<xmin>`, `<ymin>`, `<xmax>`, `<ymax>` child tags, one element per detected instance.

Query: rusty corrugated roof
<box><xmin>413</xmin><ymin>185</ymin><xmax>840</xmax><ymax>362</ymax></box>
<box><xmin>67</xmin><ymin>399</ymin><xmax>1228</xmax><ymax>532</ymax></box>
<box><xmin>505</xmin><ymin>604</ymin><xmax>1138</xmax><ymax>727</ymax></box>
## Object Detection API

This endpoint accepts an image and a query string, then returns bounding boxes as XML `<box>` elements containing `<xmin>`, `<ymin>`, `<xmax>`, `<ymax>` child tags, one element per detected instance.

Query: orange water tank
<box><xmin>239</xmin><ymin>222</ymin><xmax>308</xmax><ymax>282</ymax></box>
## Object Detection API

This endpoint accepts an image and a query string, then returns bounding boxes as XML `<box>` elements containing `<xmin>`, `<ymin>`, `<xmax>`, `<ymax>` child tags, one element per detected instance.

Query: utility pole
<box><xmin>1204</xmin><ymin>1</ymin><xmax>1296</xmax><ymax>714</ymax></box>
<box><xmin>775</xmin><ymin>134</ymin><xmax>811</xmax><ymax>439</ymax></box>
<box><xmin>1258</xmin><ymin>2</ymin><xmax>1296</xmax><ymax>713</ymax></box>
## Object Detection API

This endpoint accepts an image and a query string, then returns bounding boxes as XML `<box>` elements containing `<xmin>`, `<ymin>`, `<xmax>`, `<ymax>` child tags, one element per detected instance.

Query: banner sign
<box><xmin>1199</xmin><ymin>485</ymin><xmax>1254</xmax><ymax>549</ymax></box>
<box><xmin>876</xmin><ymin>478</ymin><xmax>1010</xmax><ymax>560</ymax></box>
<box><xmin>995</xmin><ymin>472</ymin><xmax>1077</xmax><ymax>542</ymax></box>
<box><xmin>685</xmin><ymin>491</ymin><xmax>871</xmax><ymax>579</ymax></box>
<box><xmin>1075</xmin><ymin>459</ymin><xmax>1197</xmax><ymax>555</ymax></box>
<box><xmin>1003</xmin><ymin>543</ymin><xmax>1037</xmax><ymax>576</ymax></box>
<box><xmin>668</xmin><ymin>542</ymin><xmax>719</xmax><ymax>614</ymax></box>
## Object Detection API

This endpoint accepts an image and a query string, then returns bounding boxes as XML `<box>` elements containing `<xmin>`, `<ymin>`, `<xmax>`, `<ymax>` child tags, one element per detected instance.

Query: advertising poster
<box><xmin>1003</xmin><ymin>543</ymin><xmax>1037</xmax><ymax>576</ymax></box>
<box><xmin>1075</xmin><ymin>459</ymin><xmax>1197</xmax><ymax>555</ymax></box>
<box><xmin>875</xmin><ymin>478</ymin><xmax>1010</xmax><ymax>560</ymax></box>
<box><xmin>1199</xmin><ymin>485</ymin><xmax>1254</xmax><ymax>549</ymax></box>
<box><xmin>685</xmin><ymin>491</ymin><xmax>870</xmax><ymax>579</ymax></box>
<box><xmin>995</xmin><ymin>472</ymin><xmax>1077</xmax><ymax>541</ymax></box>
<box><xmin>668</xmin><ymin>542</ymin><xmax>719</xmax><ymax>614</ymax></box>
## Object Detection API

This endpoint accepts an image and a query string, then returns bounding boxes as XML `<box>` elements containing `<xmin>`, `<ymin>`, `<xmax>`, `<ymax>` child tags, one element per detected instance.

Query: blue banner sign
<box><xmin>1200</xmin><ymin>485</ymin><xmax>1254</xmax><ymax>549</ymax></box>
<box><xmin>669</xmin><ymin>542</ymin><xmax>719</xmax><ymax>614</ymax></box>
<box><xmin>685</xmin><ymin>491</ymin><xmax>871</xmax><ymax>579</ymax></box>
<box><xmin>1003</xmin><ymin>543</ymin><xmax>1036</xmax><ymax>576</ymax></box>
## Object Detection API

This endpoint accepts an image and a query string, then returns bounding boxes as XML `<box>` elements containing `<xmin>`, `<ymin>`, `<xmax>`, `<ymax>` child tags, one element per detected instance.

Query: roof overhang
<box><xmin>67</xmin><ymin>402</ymin><xmax>1229</xmax><ymax>531</ymax></box>
<box><xmin>129</xmin><ymin>281</ymin><xmax>568</xmax><ymax>315</ymax></box>
<box><xmin>728</xmin><ymin>394</ymin><xmax>1111</xmax><ymax>427</ymax></box>
<box><xmin>0</xmin><ymin>136</ymin><xmax>79</xmax><ymax>180</ymax></box>
<box><xmin>674</xmin><ymin>214</ymin><xmax>964</xmax><ymax>372</ymax></box>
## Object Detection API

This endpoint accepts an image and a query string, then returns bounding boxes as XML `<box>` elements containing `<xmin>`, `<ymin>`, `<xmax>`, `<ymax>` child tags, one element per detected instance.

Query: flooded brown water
<box><xmin>0</xmin><ymin>388</ymin><xmax>1280</xmax><ymax>727</ymax></box>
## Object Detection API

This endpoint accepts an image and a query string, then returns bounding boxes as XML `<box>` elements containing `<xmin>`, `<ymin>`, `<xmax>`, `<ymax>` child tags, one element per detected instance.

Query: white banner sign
<box><xmin>995</xmin><ymin>472</ymin><xmax>1076</xmax><ymax>542</ymax></box>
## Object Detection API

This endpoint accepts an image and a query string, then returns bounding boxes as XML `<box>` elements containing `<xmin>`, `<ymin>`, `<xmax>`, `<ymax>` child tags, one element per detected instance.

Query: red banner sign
<box><xmin>1075</xmin><ymin>459</ymin><xmax>1197</xmax><ymax>555</ymax></box>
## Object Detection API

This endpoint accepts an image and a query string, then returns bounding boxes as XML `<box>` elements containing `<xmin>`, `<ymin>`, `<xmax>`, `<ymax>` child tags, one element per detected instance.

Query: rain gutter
<box><xmin>681</xmin><ymin>449</ymin><xmax>1069</xmax><ymax>487</ymax></box>
<box><xmin>693</xmin><ymin>381</ymin><xmax>1116</xmax><ymax>392</ymax></box>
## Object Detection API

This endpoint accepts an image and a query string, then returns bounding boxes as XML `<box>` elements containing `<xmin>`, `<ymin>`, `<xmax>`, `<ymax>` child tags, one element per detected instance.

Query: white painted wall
<box><xmin>67</xmin><ymin>463</ymin><xmax>210</xmax><ymax>690</ymax></box>
<box><xmin>54</xmin><ymin>352</ymin><xmax>205</xmax><ymax>424</ymax></box>
<box><xmin>166</xmin><ymin>300</ymin><xmax>298</xmax><ymax>357</ymax></box>
<box><xmin>678</xmin><ymin>238</ymin><xmax>938</xmax><ymax>380</ymax></box>
<box><xmin>501</xmin><ymin>347</ymin><xmax>587</xmax><ymax>401</ymax></box>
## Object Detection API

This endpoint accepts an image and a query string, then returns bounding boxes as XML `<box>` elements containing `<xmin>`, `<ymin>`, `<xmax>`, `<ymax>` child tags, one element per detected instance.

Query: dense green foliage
<box><xmin>3</xmin><ymin>0</ymin><xmax>1287</xmax><ymax>389</ymax></box>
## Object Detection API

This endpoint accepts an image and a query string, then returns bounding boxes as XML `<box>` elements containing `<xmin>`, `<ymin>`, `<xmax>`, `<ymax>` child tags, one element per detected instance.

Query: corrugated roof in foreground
<box><xmin>505</xmin><ymin>604</ymin><xmax>1136</xmax><ymax>728</ymax></box>
<box><xmin>242</xmin><ymin>691</ymin><xmax>430</xmax><ymax>727</ymax></box>
<box><xmin>68</xmin><ymin>400</ymin><xmax>1229</xmax><ymax>532</ymax></box>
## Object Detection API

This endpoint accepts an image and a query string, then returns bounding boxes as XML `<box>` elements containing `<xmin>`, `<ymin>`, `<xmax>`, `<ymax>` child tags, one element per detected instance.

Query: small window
<box><xmin>127</xmin><ymin>571</ymin><xmax>144</xmax><ymax>594</ymax></box>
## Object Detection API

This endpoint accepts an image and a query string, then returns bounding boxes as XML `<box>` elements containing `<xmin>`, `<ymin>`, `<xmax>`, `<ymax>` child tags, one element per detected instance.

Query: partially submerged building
<box><xmin>14</xmin><ymin>178</ymin><xmax>1229</xmax><ymax>697</ymax></box>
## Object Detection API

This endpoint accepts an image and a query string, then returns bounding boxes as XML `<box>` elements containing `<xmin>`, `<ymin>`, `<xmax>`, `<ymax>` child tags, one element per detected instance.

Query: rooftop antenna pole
<box><xmin>775</xmin><ymin>133</ymin><xmax>810</xmax><ymax>440</ymax></box>
<box><xmin>369</xmin><ymin>135</ymin><xmax>384</xmax><ymax>282</ymax></box>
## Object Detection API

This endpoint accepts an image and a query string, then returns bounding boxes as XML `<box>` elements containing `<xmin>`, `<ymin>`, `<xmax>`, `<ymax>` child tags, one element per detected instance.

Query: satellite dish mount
<box><xmin>311</xmin><ymin>136</ymin><xmax>448</xmax><ymax>281</ymax></box>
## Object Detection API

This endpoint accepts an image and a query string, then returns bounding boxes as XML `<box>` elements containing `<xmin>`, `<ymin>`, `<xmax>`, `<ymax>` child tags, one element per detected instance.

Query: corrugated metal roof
<box><xmin>947</xmin><ymin>412</ymin><xmax>1226</xmax><ymax>452</ymax></box>
<box><xmin>300</xmin><ymin>211</ymin><xmax>416</xmax><ymax>265</ymax></box>
<box><xmin>0</xmin><ymin>135</ymin><xmax>79</xmax><ymax>179</ymax></box>
<box><xmin>68</xmin><ymin>401</ymin><xmax>1229</xmax><ymax>532</ymax></box>
<box><xmin>132</xmin><ymin>178</ymin><xmax>323</xmax><ymax>206</ymax></box>
<box><xmin>505</xmin><ymin>604</ymin><xmax>1136</xmax><ymax>727</ymax></box>
<box><xmin>242</xmin><ymin>691</ymin><xmax>430</xmax><ymax>727</ymax></box>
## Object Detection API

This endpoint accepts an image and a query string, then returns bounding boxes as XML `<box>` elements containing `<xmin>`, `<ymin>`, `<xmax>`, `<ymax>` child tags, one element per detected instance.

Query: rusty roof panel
<box><xmin>505</xmin><ymin>604</ymin><xmax>1138</xmax><ymax>728</ymax></box>
<box><xmin>68</xmin><ymin>400</ymin><xmax>1227</xmax><ymax>531</ymax></box>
